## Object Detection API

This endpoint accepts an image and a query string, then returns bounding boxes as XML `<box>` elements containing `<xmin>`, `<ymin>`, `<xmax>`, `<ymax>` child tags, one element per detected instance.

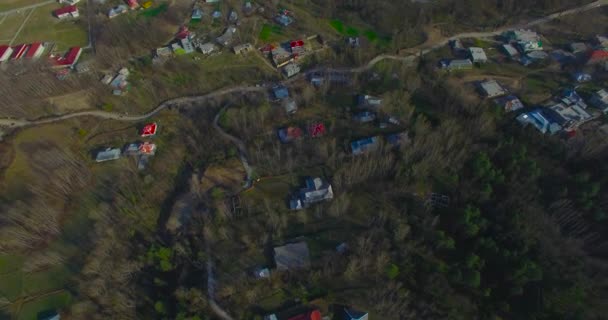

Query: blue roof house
<box><xmin>516</xmin><ymin>108</ymin><xmax>562</xmax><ymax>134</ymax></box>
<box><xmin>272</xmin><ymin>86</ymin><xmax>289</xmax><ymax>100</ymax></box>
<box><xmin>351</xmin><ymin>136</ymin><xmax>379</xmax><ymax>155</ymax></box>
<box><xmin>344</xmin><ymin>307</ymin><xmax>369</xmax><ymax>320</ymax></box>
<box><xmin>353</xmin><ymin>111</ymin><xmax>376</xmax><ymax>123</ymax></box>
<box><xmin>275</xmin><ymin>14</ymin><xmax>294</xmax><ymax>27</ymax></box>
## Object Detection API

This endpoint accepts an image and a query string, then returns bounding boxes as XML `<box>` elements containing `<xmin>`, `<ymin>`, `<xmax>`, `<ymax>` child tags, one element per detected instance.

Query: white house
<box><xmin>469</xmin><ymin>47</ymin><xmax>488</xmax><ymax>63</ymax></box>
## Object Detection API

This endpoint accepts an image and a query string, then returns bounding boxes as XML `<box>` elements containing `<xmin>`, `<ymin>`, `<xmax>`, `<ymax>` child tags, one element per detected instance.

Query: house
<box><xmin>123</xmin><ymin>142</ymin><xmax>141</xmax><ymax>156</ymax></box>
<box><xmin>290</xmin><ymin>39</ymin><xmax>305</xmax><ymax>54</ymax></box>
<box><xmin>108</xmin><ymin>5</ymin><xmax>128</xmax><ymax>18</ymax></box>
<box><xmin>594</xmin><ymin>35</ymin><xmax>608</xmax><ymax>49</ymax></box>
<box><xmin>212</xmin><ymin>10</ymin><xmax>221</xmax><ymax>19</ymax></box>
<box><xmin>216</xmin><ymin>27</ymin><xmax>237</xmax><ymax>47</ymax></box>
<box><xmin>590</xmin><ymin>89</ymin><xmax>608</xmax><ymax>113</ymax></box>
<box><xmin>95</xmin><ymin>148</ymin><xmax>122</xmax><ymax>162</ymax></box>
<box><xmin>287</xmin><ymin>309</ymin><xmax>322</xmax><ymax>320</ymax></box>
<box><xmin>25</xmin><ymin>42</ymin><xmax>44</xmax><ymax>59</ymax></box>
<box><xmin>353</xmin><ymin>111</ymin><xmax>376</xmax><ymax>123</ymax></box>
<box><xmin>569</xmin><ymin>42</ymin><xmax>589</xmax><ymax>54</ymax></box>
<box><xmin>479</xmin><ymin>80</ymin><xmax>507</xmax><ymax>98</ymax></box>
<box><xmin>191</xmin><ymin>8</ymin><xmax>202</xmax><ymax>20</ymax></box>
<box><xmin>59</xmin><ymin>0</ymin><xmax>80</xmax><ymax>4</ymax></box>
<box><xmin>100</xmin><ymin>74</ymin><xmax>113</xmax><ymax>84</ymax></box>
<box><xmin>525</xmin><ymin>50</ymin><xmax>548</xmax><ymax>61</ymax></box>
<box><xmin>40</xmin><ymin>311</ymin><xmax>61</xmax><ymax>320</ymax></box>
<box><xmin>549</xmin><ymin>101</ymin><xmax>592</xmax><ymax>130</ymax></box>
<box><xmin>494</xmin><ymin>95</ymin><xmax>524</xmax><ymax>112</ymax></box>
<box><xmin>282</xmin><ymin>63</ymin><xmax>300</xmax><ymax>78</ymax></box>
<box><xmin>139</xmin><ymin>142</ymin><xmax>156</xmax><ymax>155</ymax></box>
<box><xmin>572</xmin><ymin>72</ymin><xmax>592</xmax><ymax>83</ymax></box>
<box><xmin>439</xmin><ymin>59</ymin><xmax>473</xmax><ymax>71</ymax></box>
<box><xmin>155</xmin><ymin>47</ymin><xmax>172</xmax><ymax>57</ymax></box>
<box><xmin>501</xmin><ymin>44</ymin><xmax>519</xmax><ymax>58</ymax></box>
<box><xmin>503</xmin><ymin>29</ymin><xmax>540</xmax><ymax>42</ymax></box>
<box><xmin>180</xmin><ymin>38</ymin><xmax>195</xmax><ymax>54</ymax></box>
<box><xmin>233</xmin><ymin>43</ymin><xmax>253</xmax><ymax>54</ymax></box>
<box><xmin>308</xmin><ymin>123</ymin><xmax>326</xmax><ymax>138</ymax></box>
<box><xmin>243</xmin><ymin>1</ymin><xmax>254</xmax><ymax>16</ymax></box>
<box><xmin>283</xmin><ymin>98</ymin><xmax>297</xmax><ymax>114</ymax></box>
<box><xmin>357</xmin><ymin>95</ymin><xmax>382</xmax><ymax>108</ymax></box>
<box><xmin>11</xmin><ymin>44</ymin><xmax>28</xmax><ymax>60</ymax></box>
<box><xmin>278</xmin><ymin>126</ymin><xmax>303</xmax><ymax>143</ymax></box>
<box><xmin>274</xmin><ymin>242</ymin><xmax>311</xmax><ymax>270</ymax></box>
<box><xmin>51</xmin><ymin>47</ymin><xmax>82</xmax><ymax>68</ymax></box>
<box><xmin>110</xmin><ymin>74</ymin><xmax>128</xmax><ymax>89</ymax></box>
<box><xmin>272</xmin><ymin>86</ymin><xmax>289</xmax><ymax>100</ymax></box>
<box><xmin>176</xmin><ymin>26</ymin><xmax>191</xmax><ymax>40</ymax></box>
<box><xmin>125</xmin><ymin>0</ymin><xmax>139</xmax><ymax>10</ymax></box>
<box><xmin>469</xmin><ymin>47</ymin><xmax>488</xmax><ymax>63</ymax></box>
<box><xmin>347</xmin><ymin>37</ymin><xmax>360</xmax><ymax>48</ymax></box>
<box><xmin>351</xmin><ymin>136</ymin><xmax>379</xmax><ymax>155</ymax></box>
<box><xmin>141</xmin><ymin>122</ymin><xmax>157</xmax><ymax>137</ymax></box>
<box><xmin>141</xmin><ymin>1</ymin><xmax>153</xmax><ymax>9</ymax></box>
<box><xmin>252</xmin><ymin>267</ymin><xmax>270</xmax><ymax>279</ymax></box>
<box><xmin>290</xmin><ymin>177</ymin><xmax>334</xmax><ymax>210</ymax></box>
<box><xmin>587</xmin><ymin>50</ymin><xmax>608</xmax><ymax>64</ymax></box>
<box><xmin>517</xmin><ymin>108</ymin><xmax>562</xmax><ymax>134</ymax></box>
<box><xmin>343</xmin><ymin>307</ymin><xmax>369</xmax><ymax>320</ymax></box>
<box><xmin>271</xmin><ymin>46</ymin><xmax>293</xmax><ymax>67</ymax></box>
<box><xmin>275</xmin><ymin>13</ymin><xmax>294</xmax><ymax>27</ymax></box>
<box><xmin>518</xmin><ymin>40</ymin><xmax>543</xmax><ymax>53</ymax></box>
<box><xmin>54</xmin><ymin>5</ymin><xmax>79</xmax><ymax>19</ymax></box>
<box><xmin>449</xmin><ymin>39</ymin><xmax>466</xmax><ymax>56</ymax></box>
<box><xmin>228</xmin><ymin>10</ymin><xmax>238</xmax><ymax>23</ymax></box>
<box><xmin>198</xmin><ymin>43</ymin><xmax>216</xmax><ymax>55</ymax></box>
<box><xmin>0</xmin><ymin>45</ymin><xmax>14</xmax><ymax>62</ymax></box>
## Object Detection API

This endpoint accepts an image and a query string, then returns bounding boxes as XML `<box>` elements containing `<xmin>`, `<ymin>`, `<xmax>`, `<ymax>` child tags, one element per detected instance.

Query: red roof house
<box><xmin>125</xmin><ymin>0</ymin><xmax>139</xmax><ymax>10</ymax></box>
<box><xmin>11</xmin><ymin>44</ymin><xmax>29</xmax><ymax>60</ymax></box>
<box><xmin>51</xmin><ymin>47</ymin><xmax>82</xmax><ymax>68</ymax></box>
<box><xmin>290</xmin><ymin>39</ymin><xmax>305</xmax><ymax>54</ymax></box>
<box><xmin>140</xmin><ymin>122</ymin><xmax>158</xmax><ymax>137</ymax></box>
<box><xmin>0</xmin><ymin>45</ymin><xmax>13</xmax><ymax>62</ymax></box>
<box><xmin>278</xmin><ymin>126</ymin><xmax>303</xmax><ymax>143</ymax></box>
<box><xmin>287</xmin><ymin>310</ymin><xmax>322</xmax><ymax>320</ymax></box>
<box><xmin>139</xmin><ymin>142</ymin><xmax>157</xmax><ymax>155</ymax></box>
<box><xmin>25</xmin><ymin>42</ymin><xmax>44</xmax><ymax>59</ymax></box>
<box><xmin>54</xmin><ymin>5</ymin><xmax>79</xmax><ymax>19</ymax></box>
<box><xmin>176</xmin><ymin>26</ymin><xmax>190</xmax><ymax>40</ymax></box>
<box><xmin>308</xmin><ymin>123</ymin><xmax>326</xmax><ymax>138</ymax></box>
<box><xmin>587</xmin><ymin>50</ymin><xmax>608</xmax><ymax>64</ymax></box>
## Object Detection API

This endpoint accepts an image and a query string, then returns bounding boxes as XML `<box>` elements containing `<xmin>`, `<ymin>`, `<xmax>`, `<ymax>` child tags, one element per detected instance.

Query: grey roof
<box><xmin>502</xmin><ymin>44</ymin><xmax>519</xmax><ymax>57</ymax></box>
<box><xmin>301</xmin><ymin>177</ymin><xmax>333</xmax><ymax>205</ymax></box>
<box><xmin>216</xmin><ymin>27</ymin><xmax>236</xmax><ymax>46</ymax></box>
<box><xmin>274</xmin><ymin>242</ymin><xmax>310</xmax><ymax>270</ymax></box>
<box><xmin>479</xmin><ymin>80</ymin><xmax>507</xmax><ymax>98</ymax></box>
<box><xmin>198</xmin><ymin>42</ymin><xmax>216</xmax><ymax>54</ymax></box>
<box><xmin>95</xmin><ymin>148</ymin><xmax>121</xmax><ymax>162</ymax></box>
<box><xmin>282</xmin><ymin>63</ymin><xmax>300</xmax><ymax>77</ymax></box>
<box><xmin>469</xmin><ymin>47</ymin><xmax>488</xmax><ymax>62</ymax></box>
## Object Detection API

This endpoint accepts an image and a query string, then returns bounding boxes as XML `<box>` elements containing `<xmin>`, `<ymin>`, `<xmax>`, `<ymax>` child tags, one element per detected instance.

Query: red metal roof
<box><xmin>54</xmin><ymin>5</ymin><xmax>78</xmax><ymax>16</ymax></box>
<box><xmin>308</xmin><ymin>123</ymin><xmax>326</xmax><ymax>138</ymax></box>
<box><xmin>125</xmin><ymin>0</ymin><xmax>139</xmax><ymax>8</ymax></box>
<box><xmin>25</xmin><ymin>42</ymin><xmax>42</xmax><ymax>58</ymax></box>
<box><xmin>0</xmin><ymin>45</ymin><xmax>11</xmax><ymax>57</ymax></box>
<box><xmin>176</xmin><ymin>26</ymin><xmax>190</xmax><ymax>40</ymax></box>
<box><xmin>141</xmin><ymin>123</ymin><xmax>157</xmax><ymax>137</ymax></box>
<box><xmin>52</xmin><ymin>47</ymin><xmax>82</xmax><ymax>67</ymax></box>
<box><xmin>287</xmin><ymin>310</ymin><xmax>321</xmax><ymax>320</ymax></box>
<box><xmin>290</xmin><ymin>40</ymin><xmax>304</xmax><ymax>48</ymax></box>
<box><xmin>11</xmin><ymin>44</ymin><xmax>28</xmax><ymax>59</ymax></box>
<box><xmin>588</xmin><ymin>50</ymin><xmax>608</xmax><ymax>62</ymax></box>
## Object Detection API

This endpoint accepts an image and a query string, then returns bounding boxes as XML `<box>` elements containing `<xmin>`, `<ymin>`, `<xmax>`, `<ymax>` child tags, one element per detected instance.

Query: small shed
<box><xmin>479</xmin><ymin>80</ymin><xmax>507</xmax><ymax>98</ymax></box>
<box><xmin>469</xmin><ymin>47</ymin><xmax>488</xmax><ymax>63</ymax></box>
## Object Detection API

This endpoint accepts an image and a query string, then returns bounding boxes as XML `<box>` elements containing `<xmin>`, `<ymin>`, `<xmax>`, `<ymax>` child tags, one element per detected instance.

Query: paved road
<box><xmin>0</xmin><ymin>0</ymin><xmax>54</xmax><ymax>16</ymax></box>
<box><xmin>1</xmin><ymin>0</ymin><xmax>607</xmax><ymax>129</ymax></box>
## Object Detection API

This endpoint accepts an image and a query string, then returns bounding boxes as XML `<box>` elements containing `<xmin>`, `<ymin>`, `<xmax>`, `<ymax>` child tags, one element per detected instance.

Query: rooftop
<box><xmin>274</xmin><ymin>242</ymin><xmax>310</xmax><ymax>271</ymax></box>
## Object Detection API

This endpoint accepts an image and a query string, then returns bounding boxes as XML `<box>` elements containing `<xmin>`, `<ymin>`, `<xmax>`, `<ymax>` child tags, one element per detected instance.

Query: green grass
<box><xmin>345</xmin><ymin>26</ymin><xmax>359</xmax><ymax>37</ymax></box>
<box><xmin>17</xmin><ymin>291</ymin><xmax>72</xmax><ymax>320</ymax></box>
<box><xmin>330</xmin><ymin>19</ymin><xmax>345</xmax><ymax>34</ymax></box>
<box><xmin>257</xmin><ymin>289</ymin><xmax>289</xmax><ymax>311</ymax></box>
<box><xmin>0</xmin><ymin>11</ymin><xmax>29</xmax><ymax>43</ymax></box>
<box><xmin>0</xmin><ymin>0</ymin><xmax>47</xmax><ymax>11</ymax></box>
<box><xmin>140</xmin><ymin>3</ymin><xmax>168</xmax><ymax>18</ymax></box>
<box><xmin>13</xmin><ymin>4</ymin><xmax>88</xmax><ymax>51</ymax></box>
<box><xmin>259</xmin><ymin>24</ymin><xmax>282</xmax><ymax>41</ymax></box>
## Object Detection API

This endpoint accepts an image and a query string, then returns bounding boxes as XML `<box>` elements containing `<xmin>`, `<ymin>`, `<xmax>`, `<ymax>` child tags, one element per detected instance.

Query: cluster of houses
<box><xmin>100</xmin><ymin>67</ymin><xmax>131</xmax><ymax>95</ymax></box>
<box><xmin>259</xmin><ymin>38</ymin><xmax>313</xmax><ymax>77</ymax></box>
<box><xmin>256</xmin><ymin>240</ymin><xmax>368</xmax><ymax>320</ymax></box>
<box><xmin>95</xmin><ymin>122</ymin><xmax>158</xmax><ymax>170</ymax></box>
<box><xmin>0</xmin><ymin>42</ymin><xmax>46</xmax><ymax>63</ymax></box>
<box><xmin>107</xmin><ymin>0</ymin><xmax>153</xmax><ymax>18</ymax></box>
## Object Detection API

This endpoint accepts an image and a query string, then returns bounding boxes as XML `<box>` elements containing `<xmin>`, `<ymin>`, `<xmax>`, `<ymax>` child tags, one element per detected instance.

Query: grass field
<box><xmin>0</xmin><ymin>0</ymin><xmax>47</xmax><ymax>12</ymax></box>
<box><xmin>17</xmin><ymin>291</ymin><xmax>72</xmax><ymax>320</ymax></box>
<box><xmin>13</xmin><ymin>3</ymin><xmax>88</xmax><ymax>51</ymax></box>
<box><xmin>0</xmin><ymin>10</ymin><xmax>28</xmax><ymax>42</ymax></box>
